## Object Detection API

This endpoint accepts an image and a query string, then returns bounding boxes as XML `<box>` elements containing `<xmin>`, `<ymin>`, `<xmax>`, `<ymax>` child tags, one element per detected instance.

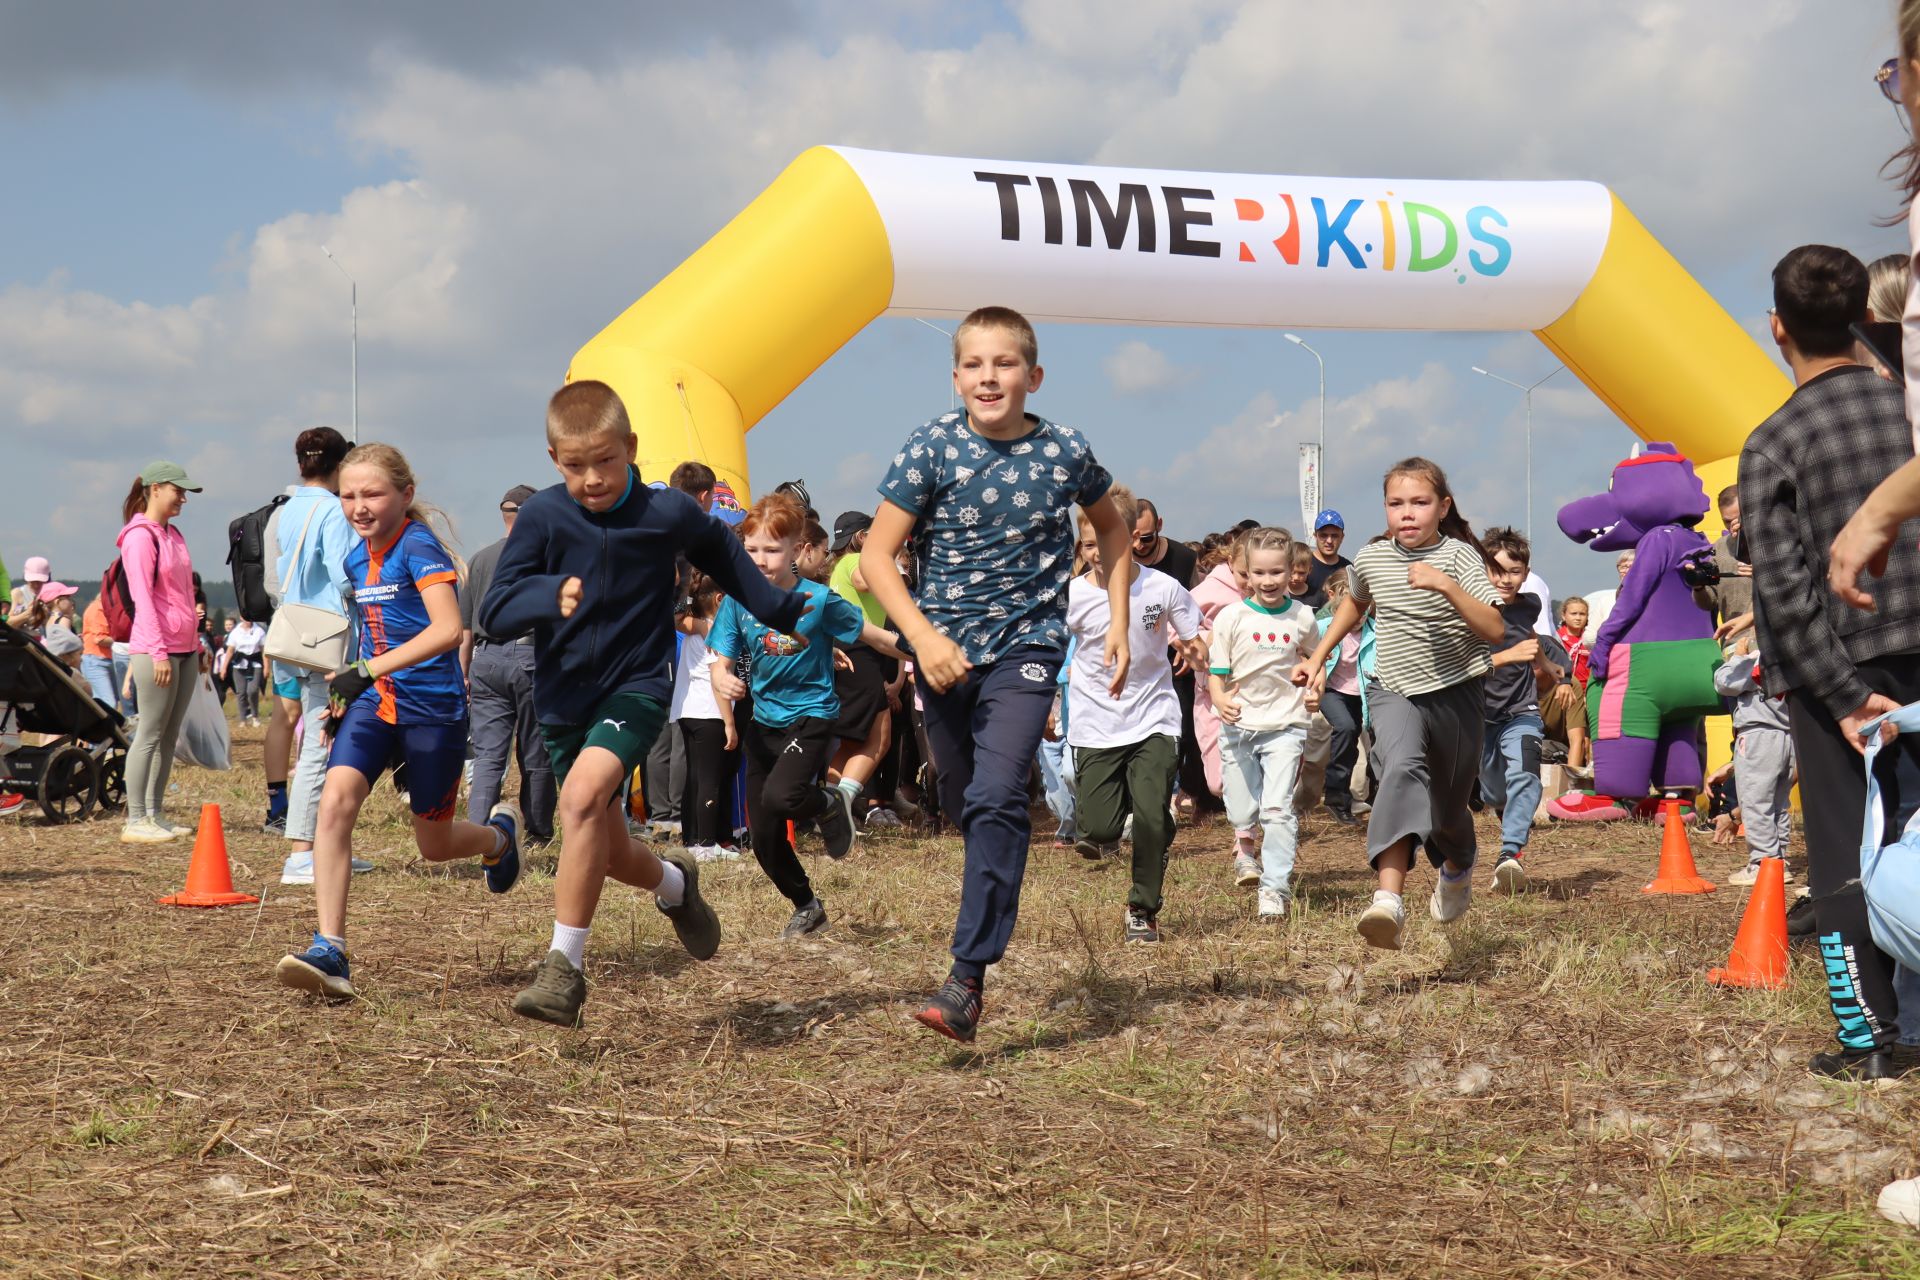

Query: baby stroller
<box><xmin>0</xmin><ymin>626</ymin><xmax>130</xmax><ymax>822</ymax></box>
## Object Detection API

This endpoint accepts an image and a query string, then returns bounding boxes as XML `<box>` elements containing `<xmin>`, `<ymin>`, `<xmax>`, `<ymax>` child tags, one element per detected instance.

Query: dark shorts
<box><xmin>831</xmin><ymin>644</ymin><xmax>889</xmax><ymax>741</ymax></box>
<box><xmin>328</xmin><ymin>702</ymin><xmax>466</xmax><ymax>821</ymax></box>
<box><xmin>542</xmin><ymin>691</ymin><xmax>668</xmax><ymax>786</ymax></box>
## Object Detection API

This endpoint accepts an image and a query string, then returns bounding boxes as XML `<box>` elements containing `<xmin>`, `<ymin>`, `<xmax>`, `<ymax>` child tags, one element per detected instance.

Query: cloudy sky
<box><xmin>1</xmin><ymin>0</ymin><xmax>1906</xmax><ymax>599</ymax></box>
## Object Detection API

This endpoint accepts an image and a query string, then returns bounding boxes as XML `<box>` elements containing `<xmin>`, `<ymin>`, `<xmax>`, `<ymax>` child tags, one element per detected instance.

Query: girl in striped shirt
<box><xmin>1295</xmin><ymin>458</ymin><xmax>1504</xmax><ymax>950</ymax></box>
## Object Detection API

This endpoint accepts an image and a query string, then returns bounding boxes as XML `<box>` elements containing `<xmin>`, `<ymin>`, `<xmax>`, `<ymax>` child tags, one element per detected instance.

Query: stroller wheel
<box><xmin>39</xmin><ymin>744</ymin><xmax>100</xmax><ymax>824</ymax></box>
<box><xmin>98</xmin><ymin>750</ymin><xmax>127</xmax><ymax>812</ymax></box>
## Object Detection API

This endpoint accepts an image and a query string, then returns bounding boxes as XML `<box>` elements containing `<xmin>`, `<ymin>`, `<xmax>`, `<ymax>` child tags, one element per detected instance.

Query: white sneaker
<box><xmin>1357</xmin><ymin>891</ymin><xmax>1405</xmax><ymax>950</ymax></box>
<box><xmin>1122</xmin><ymin>814</ymin><xmax>1134</xmax><ymax>844</ymax></box>
<box><xmin>1232</xmin><ymin>851</ymin><xmax>1261</xmax><ymax>888</ymax></box>
<box><xmin>1490</xmin><ymin>855</ymin><xmax>1528</xmax><ymax>895</ymax></box>
<box><xmin>691</xmin><ymin>844</ymin><xmax>721</xmax><ymax>863</ymax></box>
<box><xmin>120</xmin><ymin>818</ymin><xmax>176</xmax><ymax>844</ymax></box>
<box><xmin>1879</xmin><ymin>1177</ymin><xmax>1920</xmax><ymax>1227</ymax></box>
<box><xmin>281</xmin><ymin>852</ymin><xmax>315</xmax><ymax>885</ymax></box>
<box><xmin>1430</xmin><ymin>867</ymin><xmax>1473</xmax><ymax>923</ymax></box>
<box><xmin>152</xmin><ymin>814</ymin><xmax>193</xmax><ymax>837</ymax></box>
<box><xmin>1256</xmin><ymin>887</ymin><xmax>1288</xmax><ymax>919</ymax></box>
<box><xmin>1726</xmin><ymin>859</ymin><xmax>1795</xmax><ymax>887</ymax></box>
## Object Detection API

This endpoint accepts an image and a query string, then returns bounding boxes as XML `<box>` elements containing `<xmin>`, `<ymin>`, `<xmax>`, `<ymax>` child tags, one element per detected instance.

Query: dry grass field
<box><xmin>3</xmin><ymin>722</ymin><xmax>1919</xmax><ymax>1278</ymax></box>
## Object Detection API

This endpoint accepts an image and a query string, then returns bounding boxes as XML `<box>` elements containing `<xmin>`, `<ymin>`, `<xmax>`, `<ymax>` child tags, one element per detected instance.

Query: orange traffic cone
<box><xmin>1708</xmin><ymin>857</ymin><xmax>1789</xmax><ymax>990</ymax></box>
<box><xmin>1643</xmin><ymin>798</ymin><xmax>1715</xmax><ymax>894</ymax></box>
<box><xmin>158</xmin><ymin>804</ymin><xmax>260</xmax><ymax>907</ymax></box>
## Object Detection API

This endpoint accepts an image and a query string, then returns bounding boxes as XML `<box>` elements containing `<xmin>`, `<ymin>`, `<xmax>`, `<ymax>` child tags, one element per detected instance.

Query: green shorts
<box><xmin>1588</xmin><ymin>638</ymin><xmax>1724</xmax><ymax>741</ymax></box>
<box><xmin>542</xmin><ymin>691</ymin><xmax>668</xmax><ymax>786</ymax></box>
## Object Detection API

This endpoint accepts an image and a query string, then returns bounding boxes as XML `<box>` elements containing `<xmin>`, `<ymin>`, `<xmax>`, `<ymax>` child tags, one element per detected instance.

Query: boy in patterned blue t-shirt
<box><xmin>861</xmin><ymin>306</ymin><xmax>1135</xmax><ymax>1042</ymax></box>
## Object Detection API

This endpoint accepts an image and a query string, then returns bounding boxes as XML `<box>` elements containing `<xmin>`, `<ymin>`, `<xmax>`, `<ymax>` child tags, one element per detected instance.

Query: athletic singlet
<box><xmin>345</xmin><ymin>520</ymin><xmax>465</xmax><ymax>724</ymax></box>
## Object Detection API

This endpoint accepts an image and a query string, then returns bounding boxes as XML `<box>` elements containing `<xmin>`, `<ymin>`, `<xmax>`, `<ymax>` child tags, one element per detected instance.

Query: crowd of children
<box><xmin>7</xmin><ymin>302</ymin><xmax>1792</xmax><ymax>1042</ymax></box>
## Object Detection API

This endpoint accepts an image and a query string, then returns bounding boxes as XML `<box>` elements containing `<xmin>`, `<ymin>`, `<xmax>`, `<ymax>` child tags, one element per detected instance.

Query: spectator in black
<box><xmin>1742</xmin><ymin>244</ymin><xmax>1920</xmax><ymax>1081</ymax></box>
<box><xmin>1300</xmin><ymin>510</ymin><xmax>1351</xmax><ymax>609</ymax></box>
<box><xmin>461</xmin><ymin>484</ymin><xmax>556</xmax><ymax>847</ymax></box>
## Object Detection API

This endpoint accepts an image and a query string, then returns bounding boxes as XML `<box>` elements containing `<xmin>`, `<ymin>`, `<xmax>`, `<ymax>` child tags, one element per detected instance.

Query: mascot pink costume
<box><xmin>1547</xmin><ymin>444</ymin><xmax>1723</xmax><ymax>822</ymax></box>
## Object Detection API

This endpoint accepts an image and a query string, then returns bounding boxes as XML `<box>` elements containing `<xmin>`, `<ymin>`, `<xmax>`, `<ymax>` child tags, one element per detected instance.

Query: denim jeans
<box><xmin>1036</xmin><ymin>732</ymin><xmax>1077</xmax><ymax>840</ymax></box>
<box><xmin>1480</xmin><ymin>712</ymin><xmax>1543</xmax><ymax>856</ymax></box>
<box><xmin>918</xmin><ymin>645</ymin><xmax>1062</xmax><ymax>982</ymax></box>
<box><xmin>111</xmin><ymin>650</ymin><xmax>134</xmax><ymax>717</ymax></box>
<box><xmin>81</xmin><ymin>654</ymin><xmax>117</xmax><ymax>709</ymax></box>
<box><xmin>1219</xmin><ymin>723</ymin><xmax>1307</xmax><ymax>897</ymax></box>
<box><xmin>284</xmin><ymin>665</ymin><xmax>334</xmax><ymax>844</ymax></box>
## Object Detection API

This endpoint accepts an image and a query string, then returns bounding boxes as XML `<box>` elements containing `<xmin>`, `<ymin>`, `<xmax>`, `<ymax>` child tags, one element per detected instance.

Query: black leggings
<box><xmin>741</xmin><ymin>716</ymin><xmax>836</xmax><ymax>907</ymax></box>
<box><xmin>1791</xmin><ymin>655</ymin><xmax>1920</xmax><ymax>1053</ymax></box>
<box><xmin>679</xmin><ymin>718</ymin><xmax>738</xmax><ymax>847</ymax></box>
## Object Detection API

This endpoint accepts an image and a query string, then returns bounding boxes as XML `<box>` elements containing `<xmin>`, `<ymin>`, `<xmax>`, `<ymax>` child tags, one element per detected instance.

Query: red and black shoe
<box><xmin>913</xmin><ymin>973</ymin><xmax>983</xmax><ymax>1042</ymax></box>
<box><xmin>0</xmin><ymin>791</ymin><xmax>26</xmax><ymax>819</ymax></box>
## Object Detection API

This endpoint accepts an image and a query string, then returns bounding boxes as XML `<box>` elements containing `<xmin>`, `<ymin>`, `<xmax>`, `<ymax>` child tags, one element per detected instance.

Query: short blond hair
<box><xmin>1081</xmin><ymin>482</ymin><xmax>1137</xmax><ymax>533</ymax></box>
<box><xmin>953</xmin><ymin>305</ymin><xmax>1038</xmax><ymax>367</ymax></box>
<box><xmin>547</xmin><ymin>379</ymin><xmax>633</xmax><ymax>447</ymax></box>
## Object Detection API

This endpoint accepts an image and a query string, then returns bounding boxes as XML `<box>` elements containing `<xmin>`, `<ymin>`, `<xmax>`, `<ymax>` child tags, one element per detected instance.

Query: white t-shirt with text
<box><xmin>1065</xmin><ymin>566</ymin><xmax>1200</xmax><ymax>750</ymax></box>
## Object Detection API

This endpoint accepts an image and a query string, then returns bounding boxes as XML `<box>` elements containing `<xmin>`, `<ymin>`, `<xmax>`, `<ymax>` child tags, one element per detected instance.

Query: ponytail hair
<box><xmin>121</xmin><ymin>477</ymin><xmax>149</xmax><ymax>524</ymax></box>
<box><xmin>1381</xmin><ymin>456</ymin><xmax>1482</xmax><ymax>555</ymax></box>
<box><xmin>339</xmin><ymin>442</ymin><xmax>466</xmax><ymax>581</ymax></box>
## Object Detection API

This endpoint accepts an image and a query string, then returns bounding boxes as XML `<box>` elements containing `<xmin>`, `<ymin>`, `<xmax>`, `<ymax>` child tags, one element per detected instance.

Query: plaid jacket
<box><xmin>1741</xmin><ymin>364</ymin><xmax>1920</xmax><ymax>719</ymax></box>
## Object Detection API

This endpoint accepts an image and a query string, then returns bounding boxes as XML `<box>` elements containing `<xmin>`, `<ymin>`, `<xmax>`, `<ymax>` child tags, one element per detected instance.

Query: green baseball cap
<box><xmin>138</xmin><ymin>461</ymin><xmax>203</xmax><ymax>492</ymax></box>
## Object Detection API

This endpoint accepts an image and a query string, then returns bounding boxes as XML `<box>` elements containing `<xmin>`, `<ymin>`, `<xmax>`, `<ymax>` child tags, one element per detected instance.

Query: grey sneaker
<box><xmin>781</xmin><ymin>898</ymin><xmax>829</xmax><ymax>940</ymax></box>
<box><xmin>1233</xmin><ymin>851</ymin><xmax>1261</xmax><ymax>887</ymax></box>
<box><xmin>1357</xmin><ymin>891</ymin><xmax>1406</xmax><ymax>950</ymax></box>
<box><xmin>656</xmin><ymin>850</ymin><xmax>721</xmax><ymax>960</ymax></box>
<box><xmin>1430</xmin><ymin>867</ymin><xmax>1472</xmax><ymax>923</ymax></box>
<box><xmin>511</xmin><ymin>950</ymin><xmax>587</xmax><ymax>1027</ymax></box>
<box><xmin>817</xmin><ymin>788</ymin><xmax>857</xmax><ymax>859</ymax></box>
<box><xmin>1124</xmin><ymin>908</ymin><xmax>1160</xmax><ymax>944</ymax></box>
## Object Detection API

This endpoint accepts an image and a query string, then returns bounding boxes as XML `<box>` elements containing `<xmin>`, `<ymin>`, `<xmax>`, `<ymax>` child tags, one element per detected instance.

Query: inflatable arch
<box><xmin>568</xmin><ymin>147</ymin><xmax>1790</xmax><ymax>506</ymax></box>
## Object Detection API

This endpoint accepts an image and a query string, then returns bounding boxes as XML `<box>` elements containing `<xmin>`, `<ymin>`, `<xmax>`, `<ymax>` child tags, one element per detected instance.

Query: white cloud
<box><xmin>1103</xmin><ymin>339</ymin><xmax>1195</xmax><ymax>394</ymax></box>
<box><xmin>0</xmin><ymin>0</ymin><xmax>1897</xmax><ymax>585</ymax></box>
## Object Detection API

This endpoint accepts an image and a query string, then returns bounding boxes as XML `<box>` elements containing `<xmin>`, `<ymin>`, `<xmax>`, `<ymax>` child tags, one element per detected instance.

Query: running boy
<box><xmin>1479</xmin><ymin>527</ymin><xmax>1545</xmax><ymax>895</ymax></box>
<box><xmin>861</xmin><ymin>306</ymin><xmax>1133</xmax><ymax>1041</ymax></box>
<box><xmin>1065</xmin><ymin>484</ymin><xmax>1205</xmax><ymax>943</ymax></box>
<box><xmin>479</xmin><ymin>382</ymin><xmax>809</xmax><ymax>1027</ymax></box>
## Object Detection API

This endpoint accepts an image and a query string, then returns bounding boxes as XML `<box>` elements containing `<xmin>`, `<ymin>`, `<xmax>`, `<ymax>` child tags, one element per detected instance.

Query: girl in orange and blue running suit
<box><xmin>1296</xmin><ymin>458</ymin><xmax>1505</xmax><ymax>951</ymax></box>
<box><xmin>274</xmin><ymin>443</ymin><xmax>522</xmax><ymax>1001</ymax></box>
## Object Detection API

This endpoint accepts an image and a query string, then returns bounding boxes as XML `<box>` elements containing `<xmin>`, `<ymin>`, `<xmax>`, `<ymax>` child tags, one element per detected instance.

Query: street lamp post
<box><xmin>1471</xmin><ymin>363</ymin><xmax>1563</xmax><ymax>539</ymax></box>
<box><xmin>1282</xmin><ymin>332</ymin><xmax>1325</xmax><ymax>456</ymax></box>
<box><xmin>320</xmin><ymin>245</ymin><xmax>358</xmax><ymax>442</ymax></box>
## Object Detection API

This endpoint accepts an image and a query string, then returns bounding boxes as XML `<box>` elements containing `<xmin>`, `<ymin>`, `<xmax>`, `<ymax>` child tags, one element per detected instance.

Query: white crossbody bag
<box><xmin>264</xmin><ymin>501</ymin><xmax>352</xmax><ymax>672</ymax></box>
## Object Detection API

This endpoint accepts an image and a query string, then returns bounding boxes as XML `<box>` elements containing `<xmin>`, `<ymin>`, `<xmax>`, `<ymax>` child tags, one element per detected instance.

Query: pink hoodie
<box><xmin>117</xmin><ymin>514</ymin><xmax>197</xmax><ymax>658</ymax></box>
<box><xmin>1188</xmin><ymin>561</ymin><xmax>1248</xmax><ymax>803</ymax></box>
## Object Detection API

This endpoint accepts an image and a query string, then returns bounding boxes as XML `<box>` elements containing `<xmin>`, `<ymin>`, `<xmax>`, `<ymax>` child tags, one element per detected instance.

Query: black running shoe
<box><xmin>1075</xmin><ymin>837</ymin><xmax>1120</xmax><ymax>862</ymax></box>
<box><xmin>913</xmin><ymin>973</ymin><xmax>983</xmax><ymax>1042</ymax></box>
<box><xmin>781</xmin><ymin>898</ymin><xmax>828</xmax><ymax>940</ymax></box>
<box><xmin>1809</xmin><ymin>1047</ymin><xmax>1897</xmax><ymax>1082</ymax></box>
<box><xmin>1787</xmin><ymin>895</ymin><xmax>1817</xmax><ymax>938</ymax></box>
<box><xmin>817</xmin><ymin>787</ymin><xmax>856</xmax><ymax>860</ymax></box>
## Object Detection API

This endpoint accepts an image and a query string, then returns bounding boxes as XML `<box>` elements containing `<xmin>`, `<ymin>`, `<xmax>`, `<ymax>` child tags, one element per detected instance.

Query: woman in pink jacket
<box><xmin>117</xmin><ymin>461</ymin><xmax>204</xmax><ymax>843</ymax></box>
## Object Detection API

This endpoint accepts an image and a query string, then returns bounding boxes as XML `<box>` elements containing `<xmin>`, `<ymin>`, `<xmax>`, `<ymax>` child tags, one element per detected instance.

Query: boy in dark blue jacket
<box><xmin>480</xmin><ymin>381</ymin><xmax>807</xmax><ymax>1027</ymax></box>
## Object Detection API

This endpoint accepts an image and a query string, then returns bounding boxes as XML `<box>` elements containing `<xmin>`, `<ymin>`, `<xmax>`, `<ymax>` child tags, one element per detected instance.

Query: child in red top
<box><xmin>1557</xmin><ymin>596</ymin><xmax>1591</xmax><ymax>689</ymax></box>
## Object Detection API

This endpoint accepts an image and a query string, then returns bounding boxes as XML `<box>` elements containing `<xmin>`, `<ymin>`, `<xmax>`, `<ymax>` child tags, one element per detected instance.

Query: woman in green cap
<box><xmin>117</xmin><ymin>461</ymin><xmax>203</xmax><ymax>842</ymax></box>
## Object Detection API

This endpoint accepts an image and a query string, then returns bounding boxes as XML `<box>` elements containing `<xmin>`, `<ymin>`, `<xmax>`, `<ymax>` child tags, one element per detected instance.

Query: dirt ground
<box><xmin>3</xmin><ymin>724</ymin><xmax>1918</xmax><ymax>1279</ymax></box>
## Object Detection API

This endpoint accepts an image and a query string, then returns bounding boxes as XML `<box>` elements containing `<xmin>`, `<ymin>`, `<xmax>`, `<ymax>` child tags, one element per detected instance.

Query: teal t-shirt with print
<box><xmin>709</xmin><ymin>577</ymin><xmax>865</xmax><ymax>728</ymax></box>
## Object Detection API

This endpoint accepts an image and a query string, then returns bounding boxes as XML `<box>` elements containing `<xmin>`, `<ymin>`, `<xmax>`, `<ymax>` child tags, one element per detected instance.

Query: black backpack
<box><xmin>227</xmin><ymin>493</ymin><xmax>291</xmax><ymax>623</ymax></box>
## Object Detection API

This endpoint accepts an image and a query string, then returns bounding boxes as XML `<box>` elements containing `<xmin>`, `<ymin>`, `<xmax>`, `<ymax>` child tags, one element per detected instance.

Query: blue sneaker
<box><xmin>274</xmin><ymin>934</ymin><xmax>354</xmax><ymax>999</ymax></box>
<box><xmin>484</xmin><ymin>803</ymin><xmax>522</xmax><ymax>894</ymax></box>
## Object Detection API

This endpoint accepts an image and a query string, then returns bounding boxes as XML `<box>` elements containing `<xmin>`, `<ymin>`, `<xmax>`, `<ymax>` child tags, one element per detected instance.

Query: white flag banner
<box><xmin>1299</xmin><ymin>443</ymin><xmax>1321</xmax><ymax>536</ymax></box>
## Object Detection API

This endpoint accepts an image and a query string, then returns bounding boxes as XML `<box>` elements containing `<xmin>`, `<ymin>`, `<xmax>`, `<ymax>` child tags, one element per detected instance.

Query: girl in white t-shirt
<box><xmin>1207</xmin><ymin>528</ymin><xmax>1320</xmax><ymax>918</ymax></box>
<box><xmin>673</xmin><ymin>573</ymin><xmax>740</xmax><ymax>862</ymax></box>
<box><xmin>1064</xmin><ymin>487</ymin><xmax>1204</xmax><ymax>944</ymax></box>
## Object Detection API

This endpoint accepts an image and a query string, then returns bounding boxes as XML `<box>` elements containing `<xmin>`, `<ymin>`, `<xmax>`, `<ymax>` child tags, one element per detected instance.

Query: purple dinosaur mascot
<box><xmin>1546</xmin><ymin>444</ymin><xmax>1724</xmax><ymax>822</ymax></box>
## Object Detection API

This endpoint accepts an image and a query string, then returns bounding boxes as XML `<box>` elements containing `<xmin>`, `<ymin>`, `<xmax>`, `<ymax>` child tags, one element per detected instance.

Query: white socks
<box><xmin>655</xmin><ymin>860</ymin><xmax>687</xmax><ymax>908</ymax></box>
<box><xmin>551</xmin><ymin>923</ymin><xmax>590</xmax><ymax>969</ymax></box>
